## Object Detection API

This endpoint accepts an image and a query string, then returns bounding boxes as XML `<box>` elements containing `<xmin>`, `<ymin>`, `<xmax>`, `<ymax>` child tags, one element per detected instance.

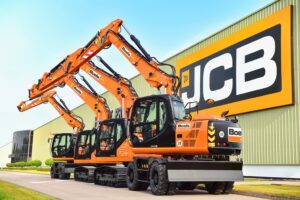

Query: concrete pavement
<box><xmin>0</xmin><ymin>171</ymin><xmax>265</xmax><ymax>200</ymax></box>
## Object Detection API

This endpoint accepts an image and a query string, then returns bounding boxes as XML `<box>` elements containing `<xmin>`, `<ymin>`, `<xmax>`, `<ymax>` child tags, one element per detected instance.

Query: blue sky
<box><xmin>0</xmin><ymin>0</ymin><xmax>272</xmax><ymax>147</ymax></box>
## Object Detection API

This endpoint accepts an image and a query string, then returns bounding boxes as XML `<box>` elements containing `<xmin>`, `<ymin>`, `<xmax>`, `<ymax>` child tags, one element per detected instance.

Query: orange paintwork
<box><xmin>228</xmin><ymin>136</ymin><xmax>242</xmax><ymax>143</ymax></box>
<box><xmin>53</xmin><ymin>157</ymin><xmax>74</xmax><ymax>162</ymax></box>
<box><xmin>28</xmin><ymin>19</ymin><xmax>123</xmax><ymax>99</ymax></box>
<box><xmin>27</xmin><ymin>18</ymin><xmax>175</xmax><ymax>101</ymax></box>
<box><xmin>107</xmin><ymin>32</ymin><xmax>175</xmax><ymax>94</ymax></box>
<box><xmin>17</xmin><ymin>91</ymin><xmax>83</xmax><ymax>132</ymax></box>
<box><xmin>63</xmin><ymin>75</ymin><xmax>111</xmax><ymax>121</ymax></box>
<box><xmin>81</xmin><ymin>62</ymin><xmax>137</xmax><ymax>118</ymax></box>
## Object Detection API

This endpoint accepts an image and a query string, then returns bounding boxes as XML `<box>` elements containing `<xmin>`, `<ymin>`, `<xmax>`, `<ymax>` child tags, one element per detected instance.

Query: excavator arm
<box><xmin>28</xmin><ymin>19</ymin><xmax>179</xmax><ymax>100</ymax></box>
<box><xmin>63</xmin><ymin>74</ymin><xmax>111</xmax><ymax>123</ymax></box>
<box><xmin>29</xmin><ymin>19</ymin><xmax>123</xmax><ymax>99</ymax></box>
<box><xmin>81</xmin><ymin>57</ymin><xmax>138</xmax><ymax>118</ymax></box>
<box><xmin>17</xmin><ymin>91</ymin><xmax>84</xmax><ymax>132</ymax></box>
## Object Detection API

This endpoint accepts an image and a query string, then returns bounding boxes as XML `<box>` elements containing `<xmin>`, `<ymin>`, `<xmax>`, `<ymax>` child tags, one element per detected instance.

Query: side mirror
<box><xmin>231</xmin><ymin>116</ymin><xmax>239</xmax><ymax>123</ymax></box>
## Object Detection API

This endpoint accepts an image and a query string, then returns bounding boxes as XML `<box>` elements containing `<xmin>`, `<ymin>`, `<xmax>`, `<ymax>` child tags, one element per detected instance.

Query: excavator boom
<box><xmin>29</xmin><ymin>19</ymin><xmax>123</xmax><ymax>99</ymax></box>
<box><xmin>28</xmin><ymin>19</ymin><xmax>179</xmax><ymax>101</ymax></box>
<box><xmin>18</xmin><ymin>91</ymin><xmax>83</xmax><ymax>132</ymax></box>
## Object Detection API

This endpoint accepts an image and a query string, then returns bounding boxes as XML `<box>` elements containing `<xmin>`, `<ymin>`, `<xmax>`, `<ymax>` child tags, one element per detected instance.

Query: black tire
<box><xmin>58</xmin><ymin>168</ymin><xmax>68</xmax><ymax>180</ymax></box>
<box><xmin>50</xmin><ymin>165</ymin><xmax>58</xmax><ymax>179</ymax></box>
<box><xmin>149</xmin><ymin>162</ymin><xmax>168</xmax><ymax>195</ymax></box>
<box><xmin>205</xmin><ymin>182</ymin><xmax>225</xmax><ymax>194</ymax></box>
<box><xmin>177</xmin><ymin>182</ymin><xmax>198</xmax><ymax>190</ymax></box>
<box><xmin>126</xmin><ymin>163</ymin><xmax>149</xmax><ymax>191</ymax></box>
<box><xmin>223</xmin><ymin>182</ymin><xmax>234</xmax><ymax>194</ymax></box>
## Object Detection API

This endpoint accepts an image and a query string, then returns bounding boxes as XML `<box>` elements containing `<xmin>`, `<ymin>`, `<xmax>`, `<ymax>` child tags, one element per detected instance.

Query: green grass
<box><xmin>1</xmin><ymin>169</ymin><xmax>50</xmax><ymax>175</ymax></box>
<box><xmin>0</xmin><ymin>168</ymin><xmax>50</xmax><ymax>175</ymax></box>
<box><xmin>1</xmin><ymin>167</ymin><xmax>50</xmax><ymax>172</ymax></box>
<box><xmin>234</xmin><ymin>184</ymin><xmax>300</xmax><ymax>198</ymax></box>
<box><xmin>0</xmin><ymin>180</ymin><xmax>55</xmax><ymax>200</ymax></box>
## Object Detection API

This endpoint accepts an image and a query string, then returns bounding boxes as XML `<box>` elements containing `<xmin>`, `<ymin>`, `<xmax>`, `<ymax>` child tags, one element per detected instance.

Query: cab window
<box><xmin>77</xmin><ymin>134</ymin><xmax>91</xmax><ymax>156</ymax></box>
<box><xmin>131</xmin><ymin>98</ymin><xmax>167</xmax><ymax>143</ymax></box>
<box><xmin>52</xmin><ymin>134</ymin><xmax>71</xmax><ymax>157</ymax></box>
<box><xmin>99</xmin><ymin>122</ymin><xmax>115</xmax><ymax>151</ymax></box>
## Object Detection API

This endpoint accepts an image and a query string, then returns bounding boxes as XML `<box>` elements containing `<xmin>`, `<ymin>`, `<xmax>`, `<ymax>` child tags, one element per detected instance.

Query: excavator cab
<box><xmin>75</xmin><ymin>130</ymin><xmax>96</xmax><ymax>159</ymax></box>
<box><xmin>129</xmin><ymin>94</ymin><xmax>181</xmax><ymax>148</ymax></box>
<box><xmin>129</xmin><ymin>94</ymin><xmax>242</xmax><ymax>156</ymax></box>
<box><xmin>51</xmin><ymin>133</ymin><xmax>75</xmax><ymax>158</ymax></box>
<box><xmin>95</xmin><ymin>118</ymin><xmax>127</xmax><ymax>157</ymax></box>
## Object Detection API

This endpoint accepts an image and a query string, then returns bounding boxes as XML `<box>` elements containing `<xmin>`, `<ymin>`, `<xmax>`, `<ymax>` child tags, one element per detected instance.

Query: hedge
<box><xmin>45</xmin><ymin>158</ymin><xmax>54</xmax><ymax>166</ymax></box>
<box><xmin>6</xmin><ymin>160</ymin><xmax>42</xmax><ymax>168</ymax></box>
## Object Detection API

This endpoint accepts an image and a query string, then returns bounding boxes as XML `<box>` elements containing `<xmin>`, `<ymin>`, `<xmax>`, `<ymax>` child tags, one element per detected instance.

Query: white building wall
<box><xmin>0</xmin><ymin>142</ymin><xmax>12</xmax><ymax>167</ymax></box>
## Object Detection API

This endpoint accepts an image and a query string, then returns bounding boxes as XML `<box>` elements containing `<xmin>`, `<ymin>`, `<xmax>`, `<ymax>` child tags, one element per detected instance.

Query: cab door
<box><xmin>75</xmin><ymin>130</ymin><xmax>96</xmax><ymax>160</ymax></box>
<box><xmin>96</xmin><ymin>119</ymin><xmax>126</xmax><ymax>157</ymax></box>
<box><xmin>129</xmin><ymin>96</ymin><xmax>175</xmax><ymax>147</ymax></box>
<box><xmin>51</xmin><ymin>133</ymin><xmax>74</xmax><ymax>158</ymax></box>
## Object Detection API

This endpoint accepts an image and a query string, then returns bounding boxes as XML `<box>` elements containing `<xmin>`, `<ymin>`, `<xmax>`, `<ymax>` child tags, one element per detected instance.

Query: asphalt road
<box><xmin>0</xmin><ymin>171</ymin><xmax>264</xmax><ymax>200</ymax></box>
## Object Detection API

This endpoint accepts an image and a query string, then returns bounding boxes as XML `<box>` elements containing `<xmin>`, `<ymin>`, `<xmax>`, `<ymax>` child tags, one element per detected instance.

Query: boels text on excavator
<box><xmin>19</xmin><ymin>19</ymin><xmax>243</xmax><ymax>195</ymax></box>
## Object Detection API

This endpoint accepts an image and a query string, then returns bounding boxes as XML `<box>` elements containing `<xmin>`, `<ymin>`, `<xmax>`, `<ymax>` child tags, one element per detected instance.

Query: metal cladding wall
<box><xmin>32</xmin><ymin>0</ymin><xmax>299</xmax><ymax>177</ymax></box>
<box><xmin>164</xmin><ymin>0</ymin><xmax>300</xmax><ymax>167</ymax></box>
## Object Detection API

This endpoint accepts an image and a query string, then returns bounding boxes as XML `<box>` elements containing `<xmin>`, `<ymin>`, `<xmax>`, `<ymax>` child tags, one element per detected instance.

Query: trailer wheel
<box><xmin>50</xmin><ymin>165</ymin><xmax>58</xmax><ymax>179</ymax></box>
<box><xmin>126</xmin><ymin>163</ymin><xmax>149</xmax><ymax>191</ymax></box>
<box><xmin>223</xmin><ymin>182</ymin><xmax>234</xmax><ymax>194</ymax></box>
<box><xmin>205</xmin><ymin>182</ymin><xmax>225</xmax><ymax>194</ymax></box>
<box><xmin>149</xmin><ymin>162</ymin><xmax>168</xmax><ymax>195</ymax></box>
<box><xmin>177</xmin><ymin>182</ymin><xmax>198</xmax><ymax>190</ymax></box>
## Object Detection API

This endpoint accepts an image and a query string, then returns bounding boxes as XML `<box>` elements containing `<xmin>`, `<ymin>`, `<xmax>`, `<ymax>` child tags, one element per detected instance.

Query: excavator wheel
<box><xmin>205</xmin><ymin>182</ymin><xmax>226</xmax><ymax>194</ymax></box>
<box><xmin>149</xmin><ymin>162</ymin><xmax>169</xmax><ymax>195</ymax></box>
<box><xmin>177</xmin><ymin>182</ymin><xmax>198</xmax><ymax>190</ymax></box>
<box><xmin>222</xmin><ymin>182</ymin><xmax>234</xmax><ymax>194</ymax></box>
<box><xmin>50</xmin><ymin>165</ymin><xmax>58</xmax><ymax>179</ymax></box>
<box><xmin>126</xmin><ymin>163</ymin><xmax>149</xmax><ymax>191</ymax></box>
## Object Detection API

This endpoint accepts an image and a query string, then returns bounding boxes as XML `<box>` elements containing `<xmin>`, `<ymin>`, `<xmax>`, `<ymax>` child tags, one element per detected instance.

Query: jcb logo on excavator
<box><xmin>176</xmin><ymin>6</ymin><xmax>292</xmax><ymax>116</ymax></box>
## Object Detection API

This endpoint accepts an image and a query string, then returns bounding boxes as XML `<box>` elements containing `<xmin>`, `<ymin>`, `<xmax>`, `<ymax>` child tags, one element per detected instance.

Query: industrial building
<box><xmin>25</xmin><ymin>0</ymin><xmax>300</xmax><ymax>178</ymax></box>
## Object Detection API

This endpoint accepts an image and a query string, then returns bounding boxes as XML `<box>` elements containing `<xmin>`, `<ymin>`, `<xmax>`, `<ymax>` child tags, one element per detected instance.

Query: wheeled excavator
<box><xmin>20</xmin><ymin>19</ymin><xmax>243</xmax><ymax>195</ymax></box>
<box><xmin>17</xmin><ymin>91</ymin><xmax>84</xmax><ymax>165</ymax></box>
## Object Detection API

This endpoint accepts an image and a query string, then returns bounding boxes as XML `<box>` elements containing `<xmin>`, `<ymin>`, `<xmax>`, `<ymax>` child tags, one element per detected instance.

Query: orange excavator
<box><xmin>20</xmin><ymin>19</ymin><xmax>243</xmax><ymax>195</ymax></box>
<box><xmin>17</xmin><ymin>91</ymin><xmax>84</xmax><ymax>164</ymax></box>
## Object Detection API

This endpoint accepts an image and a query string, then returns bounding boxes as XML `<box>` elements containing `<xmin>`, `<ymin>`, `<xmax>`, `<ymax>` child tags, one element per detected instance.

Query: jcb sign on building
<box><xmin>177</xmin><ymin>6</ymin><xmax>293</xmax><ymax>115</ymax></box>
